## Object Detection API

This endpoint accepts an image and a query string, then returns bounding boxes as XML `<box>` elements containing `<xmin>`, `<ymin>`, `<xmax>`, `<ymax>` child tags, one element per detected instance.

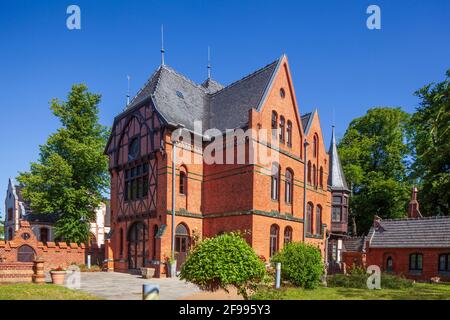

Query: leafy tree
<box><xmin>272</xmin><ymin>242</ymin><xmax>324</xmax><ymax>289</ymax></box>
<box><xmin>17</xmin><ymin>84</ymin><xmax>109</xmax><ymax>243</ymax></box>
<box><xmin>0</xmin><ymin>219</ymin><xmax>4</xmax><ymax>240</ymax></box>
<box><xmin>409</xmin><ymin>71</ymin><xmax>450</xmax><ymax>216</ymax></box>
<box><xmin>338</xmin><ymin>107</ymin><xmax>411</xmax><ymax>234</ymax></box>
<box><xmin>180</xmin><ymin>232</ymin><xmax>266</xmax><ymax>300</ymax></box>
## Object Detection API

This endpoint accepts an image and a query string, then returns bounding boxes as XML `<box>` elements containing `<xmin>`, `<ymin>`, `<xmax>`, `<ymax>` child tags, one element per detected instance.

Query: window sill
<box><xmin>408</xmin><ymin>270</ymin><xmax>422</xmax><ymax>275</ymax></box>
<box><xmin>438</xmin><ymin>271</ymin><xmax>450</xmax><ymax>276</ymax></box>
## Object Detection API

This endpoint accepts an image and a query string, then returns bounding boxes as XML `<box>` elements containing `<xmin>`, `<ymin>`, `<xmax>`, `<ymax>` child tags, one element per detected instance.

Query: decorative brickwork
<box><xmin>0</xmin><ymin>221</ymin><xmax>85</xmax><ymax>272</ymax></box>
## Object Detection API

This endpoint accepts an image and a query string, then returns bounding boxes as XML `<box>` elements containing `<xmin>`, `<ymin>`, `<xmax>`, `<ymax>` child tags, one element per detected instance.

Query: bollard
<box><xmin>143</xmin><ymin>284</ymin><xmax>160</xmax><ymax>300</ymax></box>
<box><xmin>275</xmin><ymin>262</ymin><xmax>281</xmax><ymax>289</ymax></box>
<box><xmin>87</xmin><ymin>255</ymin><xmax>91</xmax><ymax>269</ymax></box>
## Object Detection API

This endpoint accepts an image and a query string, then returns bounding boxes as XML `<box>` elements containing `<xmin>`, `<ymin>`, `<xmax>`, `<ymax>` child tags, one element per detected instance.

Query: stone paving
<box><xmin>76</xmin><ymin>272</ymin><xmax>201</xmax><ymax>300</ymax></box>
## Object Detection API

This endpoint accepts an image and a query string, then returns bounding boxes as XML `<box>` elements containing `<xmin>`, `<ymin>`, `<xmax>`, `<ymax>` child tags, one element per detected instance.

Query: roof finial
<box><xmin>207</xmin><ymin>46</ymin><xmax>211</xmax><ymax>80</ymax></box>
<box><xmin>161</xmin><ymin>24</ymin><xmax>165</xmax><ymax>66</ymax></box>
<box><xmin>331</xmin><ymin>125</ymin><xmax>336</xmax><ymax>145</ymax></box>
<box><xmin>126</xmin><ymin>75</ymin><xmax>131</xmax><ymax>106</ymax></box>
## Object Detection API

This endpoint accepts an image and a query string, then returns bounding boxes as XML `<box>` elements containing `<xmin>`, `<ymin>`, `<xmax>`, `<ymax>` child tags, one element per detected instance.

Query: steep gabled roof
<box><xmin>121</xmin><ymin>56</ymin><xmax>283</xmax><ymax>133</ymax></box>
<box><xmin>367</xmin><ymin>216</ymin><xmax>450</xmax><ymax>248</ymax></box>
<box><xmin>328</xmin><ymin>126</ymin><xmax>349</xmax><ymax>191</ymax></box>
<box><xmin>343</xmin><ymin>237</ymin><xmax>366</xmax><ymax>253</ymax></box>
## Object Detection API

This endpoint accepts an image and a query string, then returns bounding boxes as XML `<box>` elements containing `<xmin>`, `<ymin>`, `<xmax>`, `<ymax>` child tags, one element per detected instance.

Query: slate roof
<box><xmin>300</xmin><ymin>112</ymin><xmax>312</xmax><ymax>134</ymax></box>
<box><xmin>343</xmin><ymin>237</ymin><xmax>366</xmax><ymax>253</ymax></box>
<box><xmin>124</xmin><ymin>57</ymin><xmax>283</xmax><ymax>133</ymax></box>
<box><xmin>367</xmin><ymin>216</ymin><xmax>450</xmax><ymax>248</ymax></box>
<box><xmin>327</xmin><ymin>126</ymin><xmax>349</xmax><ymax>191</ymax></box>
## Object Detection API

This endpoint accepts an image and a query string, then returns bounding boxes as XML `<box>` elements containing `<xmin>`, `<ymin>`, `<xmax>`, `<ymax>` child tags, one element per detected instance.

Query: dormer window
<box><xmin>176</xmin><ymin>91</ymin><xmax>184</xmax><ymax>99</ymax></box>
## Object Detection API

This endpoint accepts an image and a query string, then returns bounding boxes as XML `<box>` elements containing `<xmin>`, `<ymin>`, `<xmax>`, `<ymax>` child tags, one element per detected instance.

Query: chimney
<box><xmin>408</xmin><ymin>186</ymin><xmax>422</xmax><ymax>218</ymax></box>
<box><xmin>373</xmin><ymin>215</ymin><xmax>383</xmax><ymax>231</ymax></box>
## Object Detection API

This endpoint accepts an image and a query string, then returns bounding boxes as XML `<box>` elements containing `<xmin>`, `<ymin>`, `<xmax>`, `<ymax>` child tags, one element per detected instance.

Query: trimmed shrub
<box><xmin>327</xmin><ymin>269</ymin><xmax>413</xmax><ymax>289</ymax></box>
<box><xmin>272</xmin><ymin>242</ymin><xmax>324</xmax><ymax>289</ymax></box>
<box><xmin>180</xmin><ymin>232</ymin><xmax>266</xmax><ymax>299</ymax></box>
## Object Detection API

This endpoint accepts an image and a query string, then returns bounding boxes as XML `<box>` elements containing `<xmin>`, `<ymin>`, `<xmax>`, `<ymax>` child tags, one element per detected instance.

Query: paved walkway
<box><xmin>77</xmin><ymin>272</ymin><xmax>201</xmax><ymax>300</ymax></box>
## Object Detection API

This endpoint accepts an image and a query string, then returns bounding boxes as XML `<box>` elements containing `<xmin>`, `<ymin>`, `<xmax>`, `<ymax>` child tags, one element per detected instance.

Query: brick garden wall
<box><xmin>0</xmin><ymin>221</ymin><xmax>85</xmax><ymax>272</ymax></box>
<box><xmin>0</xmin><ymin>263</ymin><xmax>34</xmax><ymax>283</ymax></box>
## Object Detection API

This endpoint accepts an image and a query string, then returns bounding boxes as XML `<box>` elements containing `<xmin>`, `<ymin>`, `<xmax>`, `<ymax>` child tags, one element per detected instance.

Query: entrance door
<box><xmin>128</xmin><ymin>222</ymin><xmax>147</xmax><ymax>270</ymax></box>
<box><xmin>175</xmin><ymin>223</ymin><xmax>190</xmax><ymax>270</ymax></box>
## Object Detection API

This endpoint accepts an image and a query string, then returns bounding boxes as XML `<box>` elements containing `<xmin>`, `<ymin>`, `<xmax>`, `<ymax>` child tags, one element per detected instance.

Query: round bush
<box><xmin>272</xmin><ymin>242</ymin><xmax>324</xmax><ymax>289</ymax></box>
<box><xmin>180</xmin><ymin>232</ymin><xmax>266</xmax><ymax>299</ymax></box>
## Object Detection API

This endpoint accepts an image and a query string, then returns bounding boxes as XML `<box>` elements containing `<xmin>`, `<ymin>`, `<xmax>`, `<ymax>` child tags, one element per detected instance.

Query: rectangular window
<box><xmin>409</xmin><ymin>253</ymin><xmax>423</xmax><ymax>272</ymax></box>
<box><xmin>439</xmin><ymin>254</ymin><xmax>450</xmax><ymax>272</ymax></box>
<box><xmin>124</xmin><ymin>163</ymin><xmax>150</xmax><ymax>201</ymax></box>
<box><xmin>332</xmin><ymin>207</ymin><xmax>342</xmax><ymax>222</ymax></box>
<box><xmin>7</xmin><ymin>208</ymin><xmax>13</xmax><ymax>221</ymax></box>
<box><xmin>333</xmin><ymin>196</ymin><xmax>342</xmax><ymax>204</ymax></box>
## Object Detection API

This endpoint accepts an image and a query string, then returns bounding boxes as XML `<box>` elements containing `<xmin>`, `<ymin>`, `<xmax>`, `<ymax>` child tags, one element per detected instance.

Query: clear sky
<box><xmin>0</xmin><ymin>0</ymin><xmax>449</xmax><ymax>218</ymax></box>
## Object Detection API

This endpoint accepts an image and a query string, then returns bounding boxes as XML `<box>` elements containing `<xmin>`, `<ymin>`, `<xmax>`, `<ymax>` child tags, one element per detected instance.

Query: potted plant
<box><xmin>166</xmin><ymin>257</ymin><xmax>177</xmax><ymax>278</ymax></box>
<box><xmin>50</xmin><ymin>266</ymin><xmax>67</xmax><ymax>285</ymax></box>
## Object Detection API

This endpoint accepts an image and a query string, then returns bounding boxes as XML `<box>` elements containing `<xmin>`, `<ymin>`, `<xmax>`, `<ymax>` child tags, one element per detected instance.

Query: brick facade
<box><xmin>105</xmin><ymin>56</ymin><xmax>332</xmax><ymax>276</ymax></box>
<box><xmin>365</xmin><ymin>247</ymin><xmax>450</xmax><ymax>282</ymax></box>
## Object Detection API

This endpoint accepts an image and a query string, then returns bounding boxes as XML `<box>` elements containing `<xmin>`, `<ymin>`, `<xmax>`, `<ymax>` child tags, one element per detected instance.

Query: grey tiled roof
<box><xmin>327</xmin><ymin>126</ymin><xmax>349</xmax><ymax>191</ymax></box>
<box><xmin>301</xmin><ymin>112</ymin><xmax>312</xmax><ymax>134</ymax></box>
<box><xmin>343</xmin><ymin>237</ymin><xmax>366</xmax><ymax>252</ymax></box>
<box><xmin>367</xmin><ymin>216</ymin><xmax>450</xmax><ymax>248</ymax></box>
<box><xmin>124</xmin><ymin>57</ymin><xmax>282</xmax><ymax>132</ymax></box>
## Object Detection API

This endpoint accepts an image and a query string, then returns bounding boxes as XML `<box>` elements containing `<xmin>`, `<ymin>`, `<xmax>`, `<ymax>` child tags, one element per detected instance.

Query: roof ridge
<box><xmin>210</xmin><ymin>58</ymin><xmax>280</xmax><ymax>97</ymax></box>
<box><xmin>162</xmin><ymin>65</ymin><xmax>209</xmax><ymax>93</ymax></box>
<box><xmin>381</xmin><ymin>216</ymin><xmax>450</xmax><ymax>222</ymax></box>
<box><xmin>127</xmin><ymin>65</ymin><xmax>162</xmax><ymax>107</ymax></box>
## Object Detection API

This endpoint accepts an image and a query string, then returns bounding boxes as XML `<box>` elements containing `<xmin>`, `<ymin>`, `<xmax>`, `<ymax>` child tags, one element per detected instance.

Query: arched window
<box><xmin>307</xmin><ymin>161</ymin><xmax>312</xmax><ymax>184</ymax></box>
<box><xmin>285</xmin><ymin>169</ymin><xmax>293</xmax><ymax>204</ymax></box>
<box><xmin>409</xmin><ymin>253</ymin><xmax>423</xmax><ymax>272</ymax></box>
<box><xmin>319</xmin><ymin>166</ymin><xmax>324</xmax><ymax>189</ymax></box>
<box><xmin>286</xmin><ymin>121</ymin><xmax>292</xmax><ymax>147</ymax></box>
<box><xmin>279</xmin><ymin>116</ymin><xmax>285</xmax><ymax>143</ymax></box>
<box><xmin>271</xmin><ymin>163</ymin><xmax>279</xmax><ymax>200</ymax></box>
<box><xmin>306</xmin><ymin>202</ymin><xmax>314</xmax><ymax>234</ymax></box>
<box><xmin>439</xmin><ymin>253</ymin><xmax>450</xmax><ymax>272</ymax></box>
<box><xmin>39</xmin><ymin>228</ymin><xmax>49</xmax><ymax>243</ymax></box>
<box><xmin>315</xmin><ymin>205</ymin><xmax>322</xmax><ymax>235</ymax></box>
<box><xmin>17</xmin><ymin>245</ymin><xmax>36</xmax><ymax>262</ymax></box>
<box><xmin>284</xmin><ymin>227</ymin><xmax>292</xmax><ymax>246</ymax></box>
<box><xmin>271</xmin><ymin>111</ymin><xmax>278</xmax><ymax>138</ymax></box>
<box><xmin>119</xmin><ymin>228</ymin><xmax>124</xmax><ymax>256</ymax></box>
<box><xmin>313</xmin><ymin>164</ymin><xmax>317</xmax><ymax>187</ymax></box>
<box><xmin>313</xmin><ymin>134</ymin><xmax>318</xmax><ymax>158</ymax></box>
<box><xmin>179</xmin><ymin>170</ymin><xmax>187</xmax><ymax>195</ymax></box>
<box><xmin>386</xmin><ymin>256</ymin><xmax>394</xmax><ymax>272</ymax></box>
<box><xmin>270</xmin><ymin>224</ymin><xmax>280</xmax><ymax>257</ymax></box>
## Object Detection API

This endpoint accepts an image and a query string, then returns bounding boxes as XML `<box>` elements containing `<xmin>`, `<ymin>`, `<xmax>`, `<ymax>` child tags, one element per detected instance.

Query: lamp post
<box><xmin>171</xmin><ymin>124</ymin><xmax>184</xmax><ymax>262</ymax></box>
<box><xmin>303</xmin><ymin>139</ymin><xmax>309</xmax><ymax>243</ymax></box>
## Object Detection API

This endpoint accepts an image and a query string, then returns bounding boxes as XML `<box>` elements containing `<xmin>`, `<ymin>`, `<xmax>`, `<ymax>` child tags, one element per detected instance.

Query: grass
<box><xmin>0</xmin><ymin>283</ymin><xmax>101</xmax><ymax>300</ymax></box>
<box><xmin>252</xmin><ymin>282</ymin><xmax>450</xmax><ymax>300</ymax></box>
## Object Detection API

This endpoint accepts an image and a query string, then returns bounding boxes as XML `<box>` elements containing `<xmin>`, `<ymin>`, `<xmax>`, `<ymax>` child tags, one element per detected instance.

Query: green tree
<box><xmin>409</xmin><ymin>71</ymin><xmax>450</xmax><ymax>216</ymax></box>
<box><xmin>0</xmin><ymin>219</ymin><xmax>4</xmax><ymax>240</ymax></box>
<box><xmin>338</xmin><ymin>107</ymin><xmax>411</xmax><ymax>234</ymax></box>
<box><xmin>180</xmin><ymin>232</ymin><xmax>266</xmax><ymax>300</ymax></box>
<box><xmin>17</xmin><ymin>84</ymin><xmax>109</xmax><ymax>243</ymax></box>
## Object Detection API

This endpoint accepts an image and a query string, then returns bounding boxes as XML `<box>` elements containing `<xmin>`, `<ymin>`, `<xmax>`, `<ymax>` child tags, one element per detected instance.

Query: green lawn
<box><xmin>0</xmin><ymin>283</ymin><xmax>100</xmax><ymax>300</ymax></box>
<box><xmin>252</xmin><ymin>283</ymin><xmax>450</xmax><ymax>300</ymax></box>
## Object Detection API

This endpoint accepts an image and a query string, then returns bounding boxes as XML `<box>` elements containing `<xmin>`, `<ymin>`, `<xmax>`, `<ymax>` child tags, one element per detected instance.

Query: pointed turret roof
<box><xmin>328</xmin><ymin>126</ymin><xmax>349</xmax><ymax>191</ymax></box>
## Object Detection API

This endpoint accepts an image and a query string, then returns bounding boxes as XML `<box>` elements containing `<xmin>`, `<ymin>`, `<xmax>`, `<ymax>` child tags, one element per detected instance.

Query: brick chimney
<box><xmin>408</xmin><ymin>186</ymin><xmax>422</xmax><ymax>218</ymax></box>
<box><xmin>373</xmin><ymin>215</ymin><xmax>383</xmax><ymax>231</ymax></box>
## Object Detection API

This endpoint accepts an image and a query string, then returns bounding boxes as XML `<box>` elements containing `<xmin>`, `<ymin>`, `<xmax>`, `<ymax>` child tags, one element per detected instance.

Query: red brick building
<box><xmin>105</xmin><ymin>55</ymin><xmax>337</xmax><ymax>275</ymax></box>
<box><xmin>342</xmin><ymin>189</ymin><xmax>450</xmax><ymax>282</ymax></box>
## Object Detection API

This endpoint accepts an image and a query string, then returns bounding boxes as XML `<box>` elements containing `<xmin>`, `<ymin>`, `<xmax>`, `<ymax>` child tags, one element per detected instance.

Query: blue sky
<box><xmin>0</xmin><ymin>0</ymin><xmax>449</xmax><ymax>218</ymax></box>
